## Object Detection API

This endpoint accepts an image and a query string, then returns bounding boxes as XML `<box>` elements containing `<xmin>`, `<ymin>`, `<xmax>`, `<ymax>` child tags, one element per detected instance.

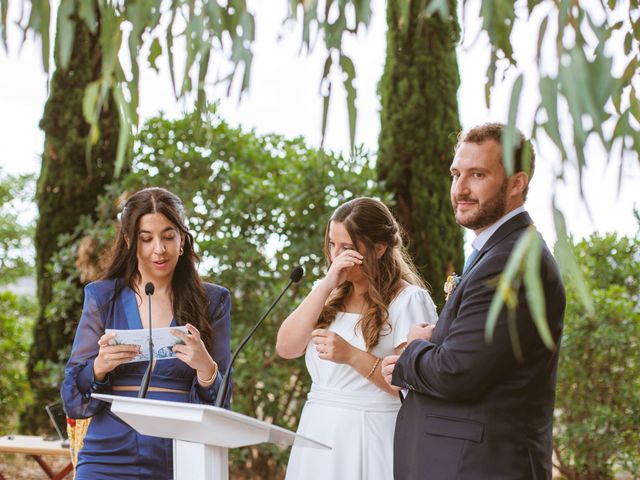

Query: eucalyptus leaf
<box><xmin>324</xmin><ymin>9</ymin><xmax>345</xmax><ymax>51</ymax></box>
<box><xmin>553</xmin><ymin>205</ymin><xmax>593</xmax><ymax>315</ymax></box>
<box><xmin>624</xmin><ymin>31</ymin><xmax>632</xmax><ymax>55</ymax></box>
<box><xmin>78</xmin><ymin>0</ymin><xmax>97</xmax><ymax>33</ymax></box>
<box><xmin>166</xmin><ymin>9</ymin><xmax>178</xmax><ymax>99</ymax></box>
<box><xmin>621</xmin><ymin>57</ymin><xmax>638</xmax><ymax>87</ymax></box>
<box><xmin>589</xmin><ymin>43</ymin><xmax>616</xmax><ymax>117</ymax></box>
<box><xmin>556</xmin><ymin>0</ymin><xmax>569</xmax><ymax>50</ymax></box>
<box><xmin>339</xmin><ymin>54</ymin><xmax>357</xmax><ymax>151</ymax></box>
<box><xmin>196</xmin><ymin>49</ymin><xmax>211</xmax><ymax>110</ymax></box>
<box><xmin>536</xmin><ymin>16</ymin><xmax>548</xmax><ymax>66</ymax></box>
<box><xmin>569</xmin><ymin>48</ymin><xmax>602</xmax><ymax>130</ymax></box>
<box><xmin>112</xmin><ymin>84</ymin><xmax>132</xmax><ymax>177</ymax></box>
<box><xmin>485</xmin><ymin>49</ymin><xmax>497</xmax><ymax>108</ymax></box>
<box><xmin>502</xmin><ymin>73</ymin><xmax>523</xmax><ymax>176</ymax></box>
<box><xmin>612</xmin><ymin>112</ymin><xmax>629</xmax><ymax>145</ymax></box>
<box><xmin>99</xmin><ymin>6</ymin><xmax>121</xmax><ymax>83</ymax></box>
<box><xmin>524</xmin><ymin>233</ymin><xmax>554</xmax><ymax>349</ymax></box>
<box><xmin>204</xmin><ymin>1</ymin><xmax>223</xmax><ymax>29</ymax></box>
<box><xmin>147</xmin><ymin>37</ymin><xmax>162</xmax><ymax>73</ymax></box>
<box><xmin>241</xmin><ymin>55</ymin><xmax>252</xmax><ymax>93</ymax></box>
<box><xmin>539</xmin><ymin>76</ymin><xmax>563</xmax><ymax>152</ymax></box>
<box><xmin>354</xmin><ymin>0</ymin><xmax>372</xmax><ymax>26</ymax></box>
<box><xmin>82</xmin><ymin>81</ymin><xmax>100</xmax><ymax>125</ymax></box>
<box><xmin>27</xmin><ymin>0</ymin><xmax>51</xmax><ymax>73</ymax></box>
<box><xmin>181</xmin><ymin>13</ymin><xmax>203</xmax><ymax>97</ymax></box>
<box><xmin>56</xmin><ymin>0</ymin><xmax>75</xmax><ymax>70</ymax></box>
<box><xmin>479</xmin><ymin>0</ymin><xmax>515</xmax><ymax>62</ymax></box>
<box><xmin>506</xmin><ymin>308</ymin><xmax>523</xmax><ymax>363</ymax></box>
<box><xmin>558</xmin><ymin>62</ymin><xmax>587</xmax><ymax>151</ymax></box>
<box><xmin>629</xmin><ymin>86</ymin><xmax>640</xmax><ymax>123</ymax></box>
<box><xmin>320</xmin><ymin>53</ymin><xmax>333</xmax><ymax>147</ymax></box>
<box><xmin>425</xmin><ymin>0</ymin><xmax>449</xmax><ymax>20</ymax></box>
<box><xmin>485</xmin><ymin>227</ymin><xmax>536</xmax><ymax>343</ymax></box>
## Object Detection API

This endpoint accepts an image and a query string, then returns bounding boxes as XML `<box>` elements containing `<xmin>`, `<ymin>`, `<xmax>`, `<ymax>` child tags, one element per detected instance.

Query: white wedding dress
<box><xmin>285</xmin><ymin>285</ymin><xmax>438</xmax><ymax>480</ymax></box>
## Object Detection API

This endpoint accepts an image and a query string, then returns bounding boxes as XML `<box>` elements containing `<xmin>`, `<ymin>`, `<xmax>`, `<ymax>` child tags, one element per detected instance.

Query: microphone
<box><xmin>214</xmin><ymin>266</ymin><xmax>304</xmax><ymax>408</ymax></box>
<box><xmin>138</xmin><ymin>282</ymin><xmax>155</xmax><ymax>398</ymax></box>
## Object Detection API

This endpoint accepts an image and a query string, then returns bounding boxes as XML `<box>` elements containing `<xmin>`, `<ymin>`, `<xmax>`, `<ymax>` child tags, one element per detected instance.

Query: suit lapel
<box><xmin>436</xmin><ymin>212</ymin><xmax>534</xmax><ymax>335</ymax></box>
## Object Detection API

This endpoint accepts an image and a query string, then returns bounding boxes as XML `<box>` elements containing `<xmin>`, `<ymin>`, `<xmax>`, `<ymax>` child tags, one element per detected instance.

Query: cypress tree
<box><xmin>378</xmin><ymin>0</ymin><xmax>464</xmax><ymax>307</ymax></box>
<box><xmin>24</xmin><ymin>10</ymin><xmax>119</xmax><ymax>430</ymax></box>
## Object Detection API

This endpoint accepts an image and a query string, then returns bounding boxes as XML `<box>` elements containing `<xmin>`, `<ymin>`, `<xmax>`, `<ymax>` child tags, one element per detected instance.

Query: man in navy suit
<box><xmin>382</xmin><ymin>123</ymin><xmax>566</xmax><ymax>479</ymax></box>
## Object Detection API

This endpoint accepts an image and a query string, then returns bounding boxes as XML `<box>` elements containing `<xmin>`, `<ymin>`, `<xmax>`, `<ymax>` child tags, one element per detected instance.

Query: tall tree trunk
<box><xmin>378</xmin><ymin>0</ymin><xmax>464</xmax><ymax>307</ymax></box>
<box><xmin>24</xmin><ymin>10</ymin><xmax>119</xmax><ymax>431</ymax></box>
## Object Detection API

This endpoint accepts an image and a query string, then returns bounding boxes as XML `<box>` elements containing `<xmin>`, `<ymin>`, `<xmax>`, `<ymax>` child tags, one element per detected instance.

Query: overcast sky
<box><xmin>1</xmin><ymin>0</ymin><xmax>638</xmax><ymax>251</ymax></box>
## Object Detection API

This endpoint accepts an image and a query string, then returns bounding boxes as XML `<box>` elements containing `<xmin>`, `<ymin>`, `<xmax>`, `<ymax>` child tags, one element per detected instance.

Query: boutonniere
<box><xmin>444</xmin><ymin>273</ymin><xmax>461</xmax><ymax>301</ymax></box>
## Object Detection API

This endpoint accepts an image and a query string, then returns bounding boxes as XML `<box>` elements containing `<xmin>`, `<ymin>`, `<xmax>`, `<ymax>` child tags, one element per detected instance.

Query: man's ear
<box><xmin>510</xmin><ymin>172</ymin><xmax>529</xmax><ymax>198</ymax></box>
<box><xmin>375</xmin><ymin>243</ymin><xmax>388</xmax><ymax>259</ymax></box>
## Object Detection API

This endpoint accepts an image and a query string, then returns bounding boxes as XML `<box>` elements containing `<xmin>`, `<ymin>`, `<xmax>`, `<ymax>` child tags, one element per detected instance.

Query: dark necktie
<box><xmin>463</xmin><ymin>249</ymin><xmax>479</xmax><ymax>275</ymax></box>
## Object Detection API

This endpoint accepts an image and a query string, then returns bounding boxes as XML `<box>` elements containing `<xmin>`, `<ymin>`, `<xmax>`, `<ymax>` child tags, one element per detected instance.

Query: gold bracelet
<box><xmin>365</xmin><ymin>357</ymin><xmax>381</xmax><ymax>380</ymax></box>
<box><xmin>197</xmin><ymin>365</ymin><xmax>218</xmax><ymax>385</ymax></box>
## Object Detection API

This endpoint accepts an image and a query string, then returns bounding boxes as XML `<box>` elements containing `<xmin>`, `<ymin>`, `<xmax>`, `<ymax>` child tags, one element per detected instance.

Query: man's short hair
<box><xmin>456</xmin><ymin>122</ymin><xmax>535</xmax><ymax>182</ymax></box>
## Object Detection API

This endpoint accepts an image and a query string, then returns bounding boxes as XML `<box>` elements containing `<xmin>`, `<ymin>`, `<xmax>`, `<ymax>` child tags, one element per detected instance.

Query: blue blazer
<box><xmin>61</xmin><ymin>278</ymin><xmax>232</xmax><ymax>479</ymax></box>
<box><xmin>392</xmin><ymin>212</ymin><xmax>566</xmax><ymax>480</ymax></box>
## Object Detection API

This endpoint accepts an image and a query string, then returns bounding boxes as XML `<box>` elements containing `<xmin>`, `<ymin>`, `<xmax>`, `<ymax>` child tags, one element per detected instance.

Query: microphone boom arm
<box><xmin>215</xmin><ymin>267</ymin><xmax>303</xmax><ymax>408</ymax></box>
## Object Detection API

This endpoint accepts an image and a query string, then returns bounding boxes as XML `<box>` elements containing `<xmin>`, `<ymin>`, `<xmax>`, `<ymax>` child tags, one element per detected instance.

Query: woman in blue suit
<box><xmin>61</xmin><ymin>187</ymin><xmax>231</xmax><ymax>479</ymax></box>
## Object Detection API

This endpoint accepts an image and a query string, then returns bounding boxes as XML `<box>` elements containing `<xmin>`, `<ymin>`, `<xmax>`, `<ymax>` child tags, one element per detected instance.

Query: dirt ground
<box><xmin>0</xmin><ymin>454</ymin><xmax>72</xmax><ymax>479</ymax></box>
<box><xmin>1</xmin><ymin>454</ymin><xmax>635</xmax><ymax>479</ymax></box>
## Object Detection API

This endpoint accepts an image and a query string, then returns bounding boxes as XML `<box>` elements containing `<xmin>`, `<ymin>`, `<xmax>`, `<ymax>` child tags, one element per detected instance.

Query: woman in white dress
<box><xmin>276</xmin><ymin>197</ymin><xmax>438</xmax><ymax>480</ymax></box>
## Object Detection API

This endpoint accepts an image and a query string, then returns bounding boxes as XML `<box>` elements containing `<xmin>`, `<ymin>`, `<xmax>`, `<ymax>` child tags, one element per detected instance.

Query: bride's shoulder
<box><xmin>391</xmin><ymin>283</ymin><xmax>431</xmax><ymax>305</ymax></box>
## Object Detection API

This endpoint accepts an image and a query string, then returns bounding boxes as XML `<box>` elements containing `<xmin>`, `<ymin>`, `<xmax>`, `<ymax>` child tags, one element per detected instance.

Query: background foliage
<box><xmin>0</xmin><ymin>293</ymin><xmax>35</xmax><ymax>435</ymax></box>
<box><xmin>0</xmin><ymin>168</ymin><xmax>34</xmax><ymax>285</ymax></box>
<box><xmin>555</xmin><ymin>233</ymin><xmax>640</xmax><ymax>479</ymax></box>
<box><xmin>43</xmin><ymin>108</ymin><xmax>379</xmax><ymax>477</ymax></box>
<box><xmin>0</xmin><ymin>170</ymin><xmax>36</xmax><ymax>435</ymax></box>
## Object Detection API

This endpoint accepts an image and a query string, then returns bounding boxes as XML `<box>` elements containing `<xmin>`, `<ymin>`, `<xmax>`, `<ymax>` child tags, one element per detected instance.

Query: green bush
<box><xmin>0</xmin><ymin>168</ymin><xmax>35</xmax><ymax>285</ymax></box>
<box><xmin>46</xmin><ymin>108</ymin><xmax>379</xmax><ymax>478</ymax></box>
<box><xmin>0</xmin><ymin>292</ymin><xmax>35</xmax><ymax>434</ymax></box>
<box><xmin>555</xmin><ymin>233</ymin><xmax>640</xmax><ymax>479</ymax></box>
<box><xmin>0</xmin><ymin>170</ymin><xmax>36</xmax><ymax>434</ymax></box>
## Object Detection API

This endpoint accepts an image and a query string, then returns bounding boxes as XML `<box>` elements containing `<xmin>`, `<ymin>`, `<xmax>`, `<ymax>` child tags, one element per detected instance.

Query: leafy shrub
<box><xmin>46</xmin><ymin>108</ymin><xmax>379</xmax><ymax>478</ymax></box>
<box><xmin>0</xmin><ymin>169</ymin><xmax>37</xmax><ymax>434</ymax></box>
<box><xmin>554</xmin><ymin>233</ymin><xmax>640</xmax><ymax>479</ymax></box>
<box><xmin>0</xmin><ymin>291</ymin><xmax>35</xmax><ymax>434</ymax></box>
<box><xmin>0</xmin><ymin>168</ymin><xmax>35</xmax><ymax>285</ymax></box>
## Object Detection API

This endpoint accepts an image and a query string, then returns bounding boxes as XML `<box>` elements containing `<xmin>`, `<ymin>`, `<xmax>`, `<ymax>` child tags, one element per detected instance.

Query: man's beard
<box><xmin>453</xmin><ymin>179</ymin><xmax>508</xmax><ymax>231</ymax></box>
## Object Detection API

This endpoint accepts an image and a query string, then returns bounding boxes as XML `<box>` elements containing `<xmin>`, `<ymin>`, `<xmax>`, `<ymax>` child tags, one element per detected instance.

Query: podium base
<box><xmin>174</xmin><ymin>440</ymin><xmax>228</xmax><ymax>480</ymax></box>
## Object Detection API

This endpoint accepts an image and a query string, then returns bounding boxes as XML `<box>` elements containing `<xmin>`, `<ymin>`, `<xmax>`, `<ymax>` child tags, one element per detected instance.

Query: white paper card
<box><xmin>105</xmin><ymin>326</ymin><xmax>188</xmax><ymax>363</ymax></box>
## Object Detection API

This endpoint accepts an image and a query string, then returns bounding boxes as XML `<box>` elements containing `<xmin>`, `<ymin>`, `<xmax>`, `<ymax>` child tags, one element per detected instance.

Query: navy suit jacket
<box><xmin>392</xmin><ymin>212</ymin><xmax>566</xmax><ymax>480</ymax></box>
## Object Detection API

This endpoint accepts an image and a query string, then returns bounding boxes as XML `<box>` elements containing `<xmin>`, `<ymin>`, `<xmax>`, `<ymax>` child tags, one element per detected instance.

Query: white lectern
<box><xmin>93</xmin><ymin>393</ymin><xmax>329</xmax><ymax>480</ymax></box>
